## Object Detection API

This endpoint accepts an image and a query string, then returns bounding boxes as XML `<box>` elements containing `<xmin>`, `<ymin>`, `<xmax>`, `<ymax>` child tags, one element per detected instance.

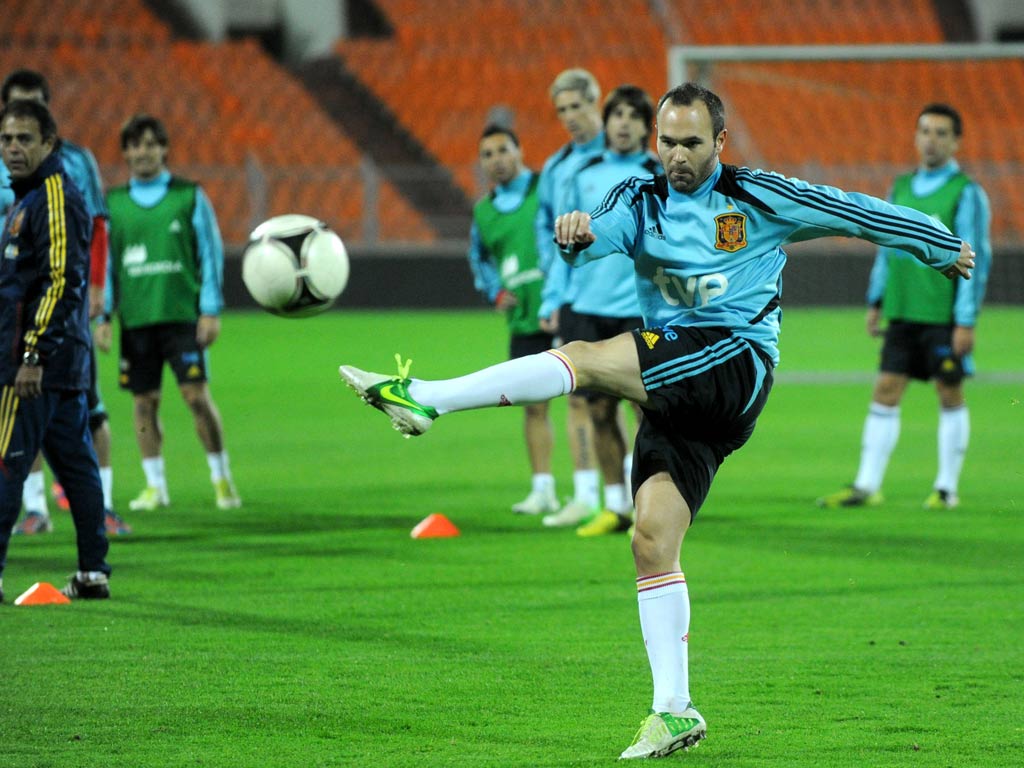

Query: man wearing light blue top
<box><xmin>337</xmin><ymin>83</ymin><xmax>976</xmax><ymax>759</ymax></box>
<box><xmin>94</xmin><ymin>114</ymin><xmax>240</xmax><ymax>513</ymax></box>
<box><xmin>544</xmin><ymin>84</ymin><xmax>662</xmax><ymax>537</ymax></box>
<box><xmin>534</xmin><ymin>68</ymin><xmax>607</xmax><ymax>528</ymax></box>
<box><xmin>818</xmin><ymin>103</ymin><xmax>991</xmax><ymax>512</ymax></box>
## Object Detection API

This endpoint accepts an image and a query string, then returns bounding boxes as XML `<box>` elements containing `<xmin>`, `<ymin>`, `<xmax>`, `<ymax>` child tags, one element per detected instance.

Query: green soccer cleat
<box><xmin>619</xmin><ymin>708</ymin><xmax>707</xmax><ymax>760</ymax></box>
<box><xmin>129</xmin><ymin>485</ymin><xmax>170</xmax><ymax>511</ymax></box>
<box><xmin>923</xmin><ymin>489</ymin><xmax>959</xmax><ymax>510</ymax></box>
<box><xmin>816</xmin><ymin>485</ymin><xmax>883</xmax><ymax>509</ymax></box>
<box><xmin>576</xmin><ymin>510</ymin><xmax>632</xmax><ymax>537</ymax></box>
<box><xmin>339</xmin><ymin>355</ymin><xmax>439</xmax><ymax>438</ymax></box>
<box><xmin>214</xmin><ymin>477</ymin><xmax>242</xmax><ymax>510</ymax></box>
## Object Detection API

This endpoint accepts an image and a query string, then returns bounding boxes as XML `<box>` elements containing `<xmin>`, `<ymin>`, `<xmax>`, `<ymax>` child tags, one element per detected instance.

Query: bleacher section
<box><xmin>337</xmin><ymin>0</ymin><xmax>670</xmax><ymax>201</ymax></box>
<box><xmin>0</xmin><ymin>0</ymin><xmax>434</xmax><ymax>245</ymax></box>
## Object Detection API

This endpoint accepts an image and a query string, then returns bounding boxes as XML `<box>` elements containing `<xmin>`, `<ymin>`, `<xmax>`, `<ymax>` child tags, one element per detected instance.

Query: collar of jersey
<box><xmin>667</xmin><ymin>161</ymin><xmax>722</xmax><ymax>203</ymax></box>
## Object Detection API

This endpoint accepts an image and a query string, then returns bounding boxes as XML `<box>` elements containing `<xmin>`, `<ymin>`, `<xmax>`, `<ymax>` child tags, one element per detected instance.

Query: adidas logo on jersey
<box><xmin>641</xmin><ymin>331</ymin><xmax>660</xmax><ymax>349</ymax></box>
<box><xmin>644</xmin><ymin>225</ymin><xmax>665</xmax><ymax>240</ymax></box>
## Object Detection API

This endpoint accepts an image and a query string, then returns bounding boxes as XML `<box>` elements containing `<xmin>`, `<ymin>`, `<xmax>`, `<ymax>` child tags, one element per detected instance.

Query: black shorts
<box><xmin>509</xmin><ymin>331</ymin><xmax>554</xmax><ymax>360</ymax></box>
<box><xmin>118</xmin><ymin>322</ymin><xmax>208</xmax><ymax>395</ymax></box>
<box><xmin>880</xmin><ymin>321</ymin><xmax>969</xmax><ymax>384</ymax></box>
<box><xmin>566</xmin><ymin>311</ymin><xmax>644</xmax><ymax>402</ymax></box>
<box><xmin>631</xmin><ymin>325</ymin><xmax>774</xmax><ymax>519</ymax></box>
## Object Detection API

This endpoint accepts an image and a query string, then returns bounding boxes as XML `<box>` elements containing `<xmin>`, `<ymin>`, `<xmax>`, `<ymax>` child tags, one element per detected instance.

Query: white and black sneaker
<box><xmin>61</xmin><ymin>572</ymin><xmax>110</xmax><ymax>600</ymax></box>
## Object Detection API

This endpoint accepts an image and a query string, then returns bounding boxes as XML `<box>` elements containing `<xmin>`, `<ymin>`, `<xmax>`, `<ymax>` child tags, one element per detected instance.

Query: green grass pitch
<box><xmin>3</xmin><ymin>307</ymin><xmax>1022</xmax><ymax>768</ymax></box>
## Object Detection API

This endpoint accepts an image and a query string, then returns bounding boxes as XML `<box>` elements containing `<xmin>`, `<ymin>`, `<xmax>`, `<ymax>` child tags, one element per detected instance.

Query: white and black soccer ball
<box><xmin>242</xmin><ymin>214</ymin><xmax>350</xmax><ymax>318</ymax></box>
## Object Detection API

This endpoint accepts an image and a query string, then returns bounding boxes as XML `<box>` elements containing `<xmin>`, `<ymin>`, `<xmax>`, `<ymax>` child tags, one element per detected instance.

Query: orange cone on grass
<box><xmin>14</xmin><ymin>582</ymin><xmax>71</xmax><ymax>606</ymax></box>
<box><xmin>410</xmin><ymin>513</ymin><xmax>460</xmax><ymax>539</ymax></box>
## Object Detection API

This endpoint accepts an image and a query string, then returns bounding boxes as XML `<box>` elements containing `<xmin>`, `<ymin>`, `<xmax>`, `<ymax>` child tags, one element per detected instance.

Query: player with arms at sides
<box><xmin>817</xmin><ymin>103</ymin><xmax>991</xmax><ymax>511</ymax></box>
<box><xmin>0</xmin><ymin>99</ymin><xmax>113</xmax><ymax>600</ymax></box>
<box><xmin>0</xmin><ymin>68</ymin><xmax>128</xmax><ymax>536</ymax></box>
<box><xmin>532</xmin><ymin>67</ymin><xmax>606</xmax><ymax>525</ymax></box>
<box><xmin>542</xmin><ymin>84</ymin><xmax>661</xmax><ymax>537</ymax></box>
<box><xmin>94</xmin><ymin>115</ymin><xmax>241</xmax><ymax>512</ymax></box>
<box><xmin>338</xmin><ymin>83</ymin><xmax>975</xmax><ymax>759</ymax></box>
<box><xmin>467</xmin><ymin>125</ymin><xmax>559</xmax><ymax>514</ymax></box>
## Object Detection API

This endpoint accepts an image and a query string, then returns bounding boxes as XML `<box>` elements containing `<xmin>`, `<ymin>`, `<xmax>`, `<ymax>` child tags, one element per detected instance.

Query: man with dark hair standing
<box><xmin>468</xmin><ymin>125</ymin><xmax>557</xmax><ymax>513</ymax></box>
<box><xmin>0</xmin><ymin>99</ymin><xmax>112</xmax><ymax>601</ymax></box>
<box><xmin>0</xmin><ymin>68</ymin><xmax>127</xmax><ymax>535</ymax></box>
<box><xmin>818</xmin><ymin>103</ymin><xmax>991</xmax><ymax>511</ymax></box>
<box><xmin>94</xmin><ymin>114</ymin><xmax>240</xmax><ymax>512</ymax></box>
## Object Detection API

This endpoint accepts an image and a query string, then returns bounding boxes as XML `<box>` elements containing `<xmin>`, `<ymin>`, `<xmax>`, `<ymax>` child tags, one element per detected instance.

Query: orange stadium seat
<box><xmin>0</xmin><ymin>3</ymin><xmax>433</xmax><ymax>245</ymax></box>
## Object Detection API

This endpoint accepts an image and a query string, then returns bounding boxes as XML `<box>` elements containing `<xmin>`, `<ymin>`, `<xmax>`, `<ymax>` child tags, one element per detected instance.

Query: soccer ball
<box><xmin>242</xmin><ymin>214</ymin><xmax>350</xmax><ymax>318</ymax></box>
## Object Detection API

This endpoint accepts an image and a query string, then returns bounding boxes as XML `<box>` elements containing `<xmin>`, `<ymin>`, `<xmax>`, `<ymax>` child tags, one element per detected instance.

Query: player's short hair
<box><xmin>0</xmin><ymin>98</ymin><xmax>58</xmax><ymax>142</ymax></box>
<box><xmin>603</xmin><ymin>84</ymin><xmax>655</xmax><ymax>141</ymax></box>
<box><xmin>549</xmin><ymin>68</ymin><xmax>600</xmax><ymax>104</ymax></box>
<box><xmin>919</xmin><ymin>103</ymin><xmax>962</xmax><ymax>137</ymax></box>
<box><xmin>120</xmin><ymin>114</ymin><xmax>169</xmax><ymax>149</ymax></box>
<box><xmin>1</xmin><ymin>68</ymin><xmax>50</xmax><ymax>105</ymax></box>
<box><xmin>657</xmin><ymin>83</ymin><xmax>726</xmax><ymax>138</ymax></box>
<box><xmin>480</xmin><ymin>123</ymin><xmax>519</xmax><ymax>147</ymax></box>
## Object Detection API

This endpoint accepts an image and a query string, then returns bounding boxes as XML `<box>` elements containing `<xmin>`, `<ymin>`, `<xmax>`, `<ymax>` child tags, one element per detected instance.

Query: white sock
<box><xmin>935</xmin><ymin>405</ymin><xmax>969</xmax><ymax>493</ymax></box>
<box><xmin>207</xmin><ymin>452</ymin><xmax>226</xmax><ymax>482</ymax></box>
<box><xmin>637</xmin><ymin>572</ymin><xmax>691</xmax><ymax>713</ymax></box>
<box><xmin>99</xmin><ymin>466</ymin><xmax>113</xmax><ymax>511</ymax></box>
<box><xmin>22</xmin><ymin>470</ymin><xmax>48</xmax><ymax>516</ymax></box>
<box><xmin>142</xmin><ymin>456</ymin><xmax>167</xmax><ymax>492</ymax></box>
<box><xmin>853</xmin><ymin>403</ymin><xmax>900</xmax><ymax>493</ymax></box>
<box><xmin>604</xmin><ymin>483</ymin><xmax>629</xmax><ymax>514</ymax></box>
<box><xmin>573</xmin><ymin>468</ymin><xmax>600</xmax><ymax>509</ymax></box>
<box><xmin>408</xmin><ymin>350</ymin><xmax>575</xmax><ymax>415</ymax></box>
<box><xmin>532</xmin><ymin>473</ymin><xmax>555</xmax><ymax>496</ymax></box>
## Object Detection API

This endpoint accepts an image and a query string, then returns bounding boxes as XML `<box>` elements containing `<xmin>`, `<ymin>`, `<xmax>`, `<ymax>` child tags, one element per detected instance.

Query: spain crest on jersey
<box><xmin>714</xmin><ymin>212</ymin><xmax>747</xmax><ymax>252</ymax></box>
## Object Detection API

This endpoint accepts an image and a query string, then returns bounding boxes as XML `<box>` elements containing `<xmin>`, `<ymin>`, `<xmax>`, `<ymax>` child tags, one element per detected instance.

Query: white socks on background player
<box><xmin>935</xmin><ymin>405</ymin><xmax>969</xmax><ymax>493</ymax></box>
<box><xmin>142</xmin><ymin>456</ymin><xmax>168</xmax><ymax>496</ymax></box>
<box><xmin>408</xmin><ymin>350</ymin><xmax>576</xmax><ymax>415</ymax></box>
<box><xmin>206</xmin><ymin>450</ymin><xmax>234</xmax><ymax>484</ymax></box>
<box><xmin>21</xmin><ymin>470</ymin><xmax>48</xmax><ymax>517</ymax></box>
<box><xmin>855</xmin><ymin>401</ymin><xmax>969</xmax><ymax>494</ymax></box>
<box><xmin>637</xmin><ymin>572</ymin><xmax>691</xmax><ymax>713</ymax></box>
<box><xmin>854</xmin><ymin>402</ymin><xmax>900</xmax><ymax>493</ymax></box>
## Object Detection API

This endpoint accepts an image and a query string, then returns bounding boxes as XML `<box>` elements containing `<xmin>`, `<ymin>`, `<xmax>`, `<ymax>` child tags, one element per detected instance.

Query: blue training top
<box><xmin>542</xmin><ymin>148</ymin><xmax>661</xmax><ymax>319</ymax></box>
<box><xmin>564</xmin><ymin>162</ymin><xmax>963</xmax><ymax>366</ymax></box>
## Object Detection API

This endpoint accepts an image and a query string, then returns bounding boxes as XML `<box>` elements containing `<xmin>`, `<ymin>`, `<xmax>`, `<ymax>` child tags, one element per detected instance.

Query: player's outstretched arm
<box><xmin>942</xmin><ymin>241</ymin><xmax>975</xmax><ymax>280</ymax></box>
<box><xmin>554</xmin><ymin>211</ymin><xmax>597</xmax><ymax>249</ymax></box>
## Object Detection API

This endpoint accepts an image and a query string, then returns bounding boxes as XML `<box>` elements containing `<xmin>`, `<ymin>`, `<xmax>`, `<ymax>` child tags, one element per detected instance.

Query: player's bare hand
<box><xmin>555</xmin><ymin>211</ymin><xmax>596</xmax><ymax>248</ymax></box>
<box><xmin>93</xmin><ymin>321</ymin><xmax>112</xmax><ymax>353</ymax></box>
<box><xmin>952</xmin><ymin>326</ymin><xmax>975</xmax><ymax>358</ymax></box>
<box><xmin>14</xmin><ymin>363</ymin><xmax>43</xmax><ymax>399</ymax></box>
<box><xmin>88</xmin><ymin>286</ymin><xmax>105</xmax><ymax>319</ymax></box>
<box><xmin>942</xmin><ymin>241</ymin><xmax>974</xmax><ymax>280</ymax></box>
<box><xmin>866</xmin><ymin>306</ymin><xmax>882</xmax><ymax>338</ymax></box>
<box><xmin>539</xmin><ymin>307</ymin><xmax>560</xmax><ymax>335</ymax></box>
<box><xmin>197</xmin><ymin>315</ymin><xmax>220</xmax><ymax>348</ymax></box>
<box><xmin>495</xmin><ymin>290</ymin><xmax>518</xmax><ymax>311</ymax></box>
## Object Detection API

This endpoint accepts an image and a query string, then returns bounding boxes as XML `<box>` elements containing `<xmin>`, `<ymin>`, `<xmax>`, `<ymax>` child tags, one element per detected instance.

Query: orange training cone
<box><xmin>410</xmin><ymin>513</ymin><xmax>460</xmax><ymax>539</ymax></box>
<box><xmin>14</xmin><ymin>582</ymin><xmax>71</xmax><ymax>606</ymax></box>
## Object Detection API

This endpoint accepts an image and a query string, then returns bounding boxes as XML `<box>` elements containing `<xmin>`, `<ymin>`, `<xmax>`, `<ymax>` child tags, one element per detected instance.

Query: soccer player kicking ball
<box><xmin>339</xmin><ymin>83</ymin><xmax>975</xmax><ymax>759</ymax></box>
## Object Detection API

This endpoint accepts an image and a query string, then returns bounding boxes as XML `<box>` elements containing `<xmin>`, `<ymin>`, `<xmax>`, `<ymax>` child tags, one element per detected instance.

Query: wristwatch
<box><xmin>22</xmin><ymin>349</ymin><xmax>40</xmax><ymax>366</ymax></box>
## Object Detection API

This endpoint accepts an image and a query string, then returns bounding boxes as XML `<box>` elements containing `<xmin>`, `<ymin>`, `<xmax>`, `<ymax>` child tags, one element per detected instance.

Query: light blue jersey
<box><xmin>535</xmin><ymin>133</ymin><xmax>605</xmax><ymax>316</ymax></box>
<box><xmin>565</xmin><ymin>162</ymin><xmax>962</xmax><ymax>366</ymax></box>
<box><xmin>542</xmin><ymin>149</ymin><xmax>661</xmax><ymax>318</ymax></box>
<box><xmin>866</xmin><ymin>160</ymin><xmax>991</xmax><ymax>326</ymax></box>
<box><xmin>103</xmin><ymin>170</ymin><xmax>225</xmax><ymax>316</ymax></box>
<box><xmin>1</xmin><ymin>139</ymin><xmax>106</xmax><ymax>219</ymax></box>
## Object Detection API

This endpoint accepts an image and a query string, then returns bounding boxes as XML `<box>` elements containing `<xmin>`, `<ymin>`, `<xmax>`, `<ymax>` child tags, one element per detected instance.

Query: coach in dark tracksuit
<box><xmin>0</xmin><ymin>99</ymin><xmax>110</xmax><ymax>601</ymax></box>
